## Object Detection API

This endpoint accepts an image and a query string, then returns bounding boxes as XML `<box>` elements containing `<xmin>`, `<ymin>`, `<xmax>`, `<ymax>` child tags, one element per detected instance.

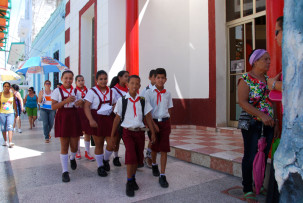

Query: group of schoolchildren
<box><xmin>51</xmin><ymin>68</ymin><xmax>173</xmax><ymax>197</ymax></box>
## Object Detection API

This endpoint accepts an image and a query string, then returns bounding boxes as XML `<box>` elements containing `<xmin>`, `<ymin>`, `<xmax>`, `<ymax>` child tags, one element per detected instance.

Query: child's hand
<box><xmin>151</xmin><ymin>133</ymin><xmax>156</xmax><ymax>144</ymax></box>
<box><xmin>75</xmin><ymin>99</ymin><xmax>84</xmax><ymax>107</ymax></box>
<box><xmin>154</xmin><ymin>123</ymin><xmax>159</xmax><ymax>133</ymax></box>
<box><xmin>89</xmin><ymin>119</ymin><xmax>98</xmax><ymax>128</ymax></box>
<box><xmin>66</xmin><ymin>95</ymin><xmax>76</xmax><ymax>103</ymax></box>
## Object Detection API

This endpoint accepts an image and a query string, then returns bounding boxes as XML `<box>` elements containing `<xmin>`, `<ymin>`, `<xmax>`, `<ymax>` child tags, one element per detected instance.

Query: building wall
<box><xmin>28</xmin><ymin>0</ymin><xmax>66</xmax><ymax>92</ymax></box>
<box><xmin>215</xmin><ymin>0</ymin><xmax>227</xmax><ymax>126</ymax></box>
<box><xmin>66</xmin><ymin>0</ymin><xmax>218</xmax><ymax>127</ymax></box>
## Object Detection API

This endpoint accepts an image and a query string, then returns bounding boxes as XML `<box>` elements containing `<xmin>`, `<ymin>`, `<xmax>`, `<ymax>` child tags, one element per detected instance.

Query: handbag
<box><xmin>238</xmin><ymin>110</ymin><xmax>253</xmax><ymax>130</ymax></box>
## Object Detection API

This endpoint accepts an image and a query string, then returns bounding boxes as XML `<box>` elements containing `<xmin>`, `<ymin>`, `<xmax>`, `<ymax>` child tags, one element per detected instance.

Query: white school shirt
<box><xmin>114</xmin><ymin>93</ymin><xmax>152</xmax><ymax>128</ymax></box>
<box><xmin>84</xmin><ymin>87</ymin><xmax>118</xmax><ymax>115</ymax></box>
<box><xmin>140</xmin><ymin>83</ymin><xmax>155</xmax><ymax>97</ymax></box>
<box><xmin>144</xmin><ymin>88</ymin><xmax>173</xmax><ymax>119</ymax></box>
<box><xmin>74</xmin><ymin>88</ymin><xmax>88</xmax><ymax>101</ymax></box>
<box><xmin>111</xmin><ymin>86</ymin><xmax>127</xmax><ymax>99</ymax></box>
<box><xmin>51</xmin><ymin>87</ymin><xmax>76</xmax><ymax>108</ymax></box>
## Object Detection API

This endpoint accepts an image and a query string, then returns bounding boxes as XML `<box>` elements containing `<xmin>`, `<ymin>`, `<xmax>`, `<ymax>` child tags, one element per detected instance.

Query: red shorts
<box><xmin>122</xmin><ymin>128</ymin><xmax>145</xmax><ymax>165</ymax></box>
<box><xmin>55</xmin><ymin>108</ymin><xmax>82</xmax><ymax>138</ymax></box>
<box><xmin>151</xmin><ymin>120</ymin><xmax>171</xmax><ymax>152</ymax></box>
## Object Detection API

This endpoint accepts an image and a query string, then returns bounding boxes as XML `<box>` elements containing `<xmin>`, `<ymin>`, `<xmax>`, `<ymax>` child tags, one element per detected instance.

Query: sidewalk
<box><xmin>0</xmin><ymin>117</ymin><xmax>266</xmax><ymax>202</ymax></box>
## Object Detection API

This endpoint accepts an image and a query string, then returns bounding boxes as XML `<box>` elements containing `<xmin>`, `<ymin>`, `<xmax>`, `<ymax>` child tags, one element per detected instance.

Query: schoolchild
<box><xmin>51</xmin><ymin>70</ymin><xmax>82</xmax><ymax>183</ymax></box>
<box><xmin>111</xmin><ymin>75</ymin><xmax>156</xmax><ymax>197</ymax></box>
<box><xmin>144</xmin><ymin>68</ymin><xmax>173</xmax><ymax>188</ymax></box>
<box><xmin>84</xmin><ymin>70</ymin><xmax>118</xmax><ymax>177</ymax></box>
<box><xmin>74</xmin><ymin>75</ymin><xmax>95</xmax><ymax>161</ymax></box>
<box><xmin>141</xmin><ymin>69</ymin><xmax>156</xmax><ymax>168</ymax></box>
<box><xmin>107</xmin><ymin>70</ymin><xmax>129</xmax><ymax>166</ymax></box>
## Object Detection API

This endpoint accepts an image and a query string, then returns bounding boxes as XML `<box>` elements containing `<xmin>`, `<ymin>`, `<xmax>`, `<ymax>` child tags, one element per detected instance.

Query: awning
<box><xmin>0</xmin><ymin>0</ymin><xmax>11</xmax><ymax>51</ymax></box>
<box><xmin>7</xmin><ymin>42</ymin><xmax>25</xmax><ymax>66</ymax></box>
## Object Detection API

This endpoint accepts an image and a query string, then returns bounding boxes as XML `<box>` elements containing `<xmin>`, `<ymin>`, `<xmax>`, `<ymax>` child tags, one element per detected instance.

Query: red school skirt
<box><xmin>92</xmin><ymin>110</ymin><xmax>114</xmax><ymax>137</ymax></box>
<box><xmin>77</xmin><ymin>108</ymin><xmax>92</xmax><ymax>134</ymax></box>
<box><xmin>55</xmin><ymin>108</ymin><xmax>82</xmax><ymax>138</ymax></box>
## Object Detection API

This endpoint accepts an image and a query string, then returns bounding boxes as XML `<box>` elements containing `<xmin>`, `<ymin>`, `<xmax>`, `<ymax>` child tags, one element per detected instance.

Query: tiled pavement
<box><xmin>167</xmin><ymin>125</ymin><xmax>270</xmax><ymax>178</ymax></box>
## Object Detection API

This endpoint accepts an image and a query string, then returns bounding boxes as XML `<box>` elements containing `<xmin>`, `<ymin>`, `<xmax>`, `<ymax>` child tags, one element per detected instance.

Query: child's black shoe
<box><xmin>132</xmin><ymin>178</ymin><xmax>139</xmax><ymax>190</ymax></box>
<box><xmin>159</xmin><ymin>175</ymin><xmax>169</xmax><ymax>188</ymax></box>
<box><xmin>62</xmin><ymin>172</ymin><xmax>70</xmax><ymax>182</ymax></box>
<box><xmin>103</xmin><ymin>160</ymin><xmax>110</xmax><ymax>171</ymax></box>
<box><xmin>70</xmin><ymin>159</ymin><xmax>77</xmax><ymax>170</ymax></box>
<box><xmin>152</xmin><ymin>164</ymin><xmax>160</xmax><ymax>177</ymax></box>
<box><xmin>113</xmin><ymin>157</ymin><xmax>121</xmax><ymax>166</ymax></box>
<box><xmin>97</xmin><ymin>166</ymin><xmax>108</xmax><ymax>177</ymax></box>
<box><xmin>126</xmin><ymin>181</ymin><xmax>135</xmax><ymax>197</ymax></box>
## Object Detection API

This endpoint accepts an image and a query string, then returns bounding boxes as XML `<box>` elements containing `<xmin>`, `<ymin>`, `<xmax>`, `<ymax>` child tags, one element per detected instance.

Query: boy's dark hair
<box><xmin>276</xmin><ymin>16</ymin><xmax>283</xmax><ymax>30</ymax></box>
<box><xmin>61</xmin><ymin>70</ymin><xmax>74</xmax><ymax>78</ymax></box>
<box><xmin>149</xmin><ymin>69</ymin><xmax>156</xmax><ymax>78</ymax></box>
<box><xmin>3</xmin><ymin>82</ymin><xmax>11</xmax><ymax>87</ymax></box>
<box><xmin>128</xmin><ymin>75</ymin><xmax>141</xmax><ymax>83</ymax></box>
<box><xmin>12</xmin><ymin>84</ymin><xmax>19</xmax><ymax>91</ymax></box>
<box><xmin>95</xmin><ymin>70</ymin><xmax>107</xmax><ymax>80</ymax></box>
<box><xmin>110</xmin><ymin>70</ymin><xmax>129</xmax><ymax>88</ymax></box>
<box><xmin>58</xmin><ymin>83</ymin><xmax>62</xmax><ymax>86</ymax></box>
<box><xmin>75</xmin><ymin>75</ymin><xmax>84</xmax><ymax>81</ymax></box>
<box><xmin>155</xmin><ymin>68</ymin><xmax>167</xmax><ymax>77</ymax></box>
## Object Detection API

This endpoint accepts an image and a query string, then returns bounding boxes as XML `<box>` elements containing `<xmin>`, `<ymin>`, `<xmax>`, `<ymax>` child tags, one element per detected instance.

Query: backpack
<box><xmin>121</xmin><ymin>96</ymin><xmax>145</xmax><ymax>123</ymax></box>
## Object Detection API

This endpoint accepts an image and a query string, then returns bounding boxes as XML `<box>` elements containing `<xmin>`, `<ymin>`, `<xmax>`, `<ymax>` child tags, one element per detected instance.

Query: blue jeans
<box><xmin>0</xmin><ymin>113</ymin><xmax>15</xmax><ymax>132</ymax></box>
<box><xmin>40</xmin><ymin>109</ymin><xmax>56</xmax><ymax>140</ymax></box>
<box><xmin>241</xmin><ymin>120</ymin><xmax>274</xmax><ymax>193</ymax></box>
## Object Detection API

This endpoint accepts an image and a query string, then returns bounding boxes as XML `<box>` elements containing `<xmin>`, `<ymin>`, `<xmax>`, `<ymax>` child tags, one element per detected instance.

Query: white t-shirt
<box><xmin>51</xmin><ymin>87</ymin><xmax>76</xmax><ymax>108</ymax></box>
<box><xmin>114</xmin><ymin>93</ymin><xmax>152</xmax><ymax>128</ymax></box>
<box><xmin>84</xmin><ymin>87</ymin><xmax>118</xmax><ymax>115</ymax></box>
<box><xmin>144</xmin><ymin>88</ymin><xmax>173</xmax><ymax>119</ymax></box>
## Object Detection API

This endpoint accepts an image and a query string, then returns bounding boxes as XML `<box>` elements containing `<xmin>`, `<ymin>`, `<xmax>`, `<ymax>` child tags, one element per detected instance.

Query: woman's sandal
<box><xmin>45</xmin><ymin>139</ymin><xmax>50</xmax><ymax>143</ymax></box>
<box><xmin>244</xmin><ymin>192</ymin><xmax>258</xmax><ymax>203</ymax></box>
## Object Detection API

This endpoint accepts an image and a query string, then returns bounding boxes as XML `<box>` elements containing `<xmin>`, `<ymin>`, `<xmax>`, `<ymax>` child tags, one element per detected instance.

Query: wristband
<box><xmin>272</xmin><ymin>81</ymin><xmax>277</xmax><ymax>90</ymax></box>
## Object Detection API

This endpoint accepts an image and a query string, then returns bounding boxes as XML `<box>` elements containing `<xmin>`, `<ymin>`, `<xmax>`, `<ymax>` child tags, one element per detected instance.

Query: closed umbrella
<box><xmin>253</xmin><ymin>136</ymin><xmax>267</xmax><ymax>195</ymax></box>
<box><xmin>16</xmin><ymin>56</ymin><xmax>68</xmax><ymax>75</ymax></box>
<box><xmin>0</xmin><ymin>68</ymin><xmax>21</xmax><ymax>81</ymax></box>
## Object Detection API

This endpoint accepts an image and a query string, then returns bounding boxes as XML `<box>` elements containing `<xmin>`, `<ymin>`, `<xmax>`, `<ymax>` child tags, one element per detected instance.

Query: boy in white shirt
<box><xmin>144</xmin><ymin>68</ymin><xmax>173</xmax><ymax>188</ymax></box>
<box><xmin>111</xmin><ymin>75</ymin><xmax>156</xmax><ymax>197</ymax></box>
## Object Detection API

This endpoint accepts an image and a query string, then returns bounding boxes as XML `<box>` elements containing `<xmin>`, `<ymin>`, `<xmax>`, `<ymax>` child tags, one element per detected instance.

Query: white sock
<box><xmin>160</xmin><ymin>174</ymin><xmax>165</xmax><ymax>177</ymax></box>
<box><xmin>114</xmin><ymin>151</ymin><xmax>119</xmax><ymax>158</ymax></box>
<box><xmin>70</xmin><ymin>152</ymin><xmax>76</xmax><ymax>160</ymax></box>
<box><xmin>104</xmin><ymin>149</ymin><xmax>113</xmax><ymax>161</ymax></box>
<box><xmin>85</xmin><ymin>141</ymin><xmax>90</xmax><ymax>154</ymax></box>
<box><xmin>147</xmin><ymin>148</ymin><xmax>152</xmax><ymax>153</ymax></box>
<box><xmin>60</xmin><ymin>154</ymin><xmax>69</xmax><ymax>173</ymax></box>
<box><xmin>95</xmin><ymin>154</ymin><xmax>104</xmax><ymax>167</ymax></box>
<box><xmin>77</xmin><ymin>139</ymin><xmax>80</xmax><ymax>153</ymax></box>
<box><xmin>152</xmin><ymin>163</ymin><xmax>158</xmax><ymax>166</ymax></box>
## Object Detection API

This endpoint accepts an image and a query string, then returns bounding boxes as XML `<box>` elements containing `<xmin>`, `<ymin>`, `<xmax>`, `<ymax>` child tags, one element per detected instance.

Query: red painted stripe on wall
<box><xmin>65</xmin><ymin>1</ymin><xmax>70</xmax><ymax>17</ymax></box>
<box><xmin>126</xmin><ymin>0</ymin><xmax>139</xmax><ymax>75</ymax></box>
<box><xmin>65</xmin><ymin>28</ymin><xmax>70</xmax><ymax>44</ymax></box>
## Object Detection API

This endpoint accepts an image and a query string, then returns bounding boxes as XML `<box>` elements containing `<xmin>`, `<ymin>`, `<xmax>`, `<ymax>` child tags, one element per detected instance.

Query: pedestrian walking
<box><xmin>24</xmin><ymin>87</ymin><xmax>38</xmax><ymax>129</ymax></box>
<box><xmin>38</xmin><ymin>80</ymin><xmax>56</xmax><ymax>143</ymax></box>
<box><xmin>51</xmin><ymin>70</ymin><xmax>82</xmax><ymax>182</ymax></box>
<box><xmin>11</xmin><ymin>84</ymin><xmax>24</xmax><ymax>133</ymax></box>
<box><xmin>0</xmin><ymin>82</ymin><xmax>17</xmax><ymax>148</ymax></box>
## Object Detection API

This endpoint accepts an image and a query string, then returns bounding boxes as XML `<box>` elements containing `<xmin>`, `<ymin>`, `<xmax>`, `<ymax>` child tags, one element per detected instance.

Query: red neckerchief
<box><xmin>76</xmin><ymin>86</ymin><xmax>87</xmax><ymax>98</ymax></box>
<box><xmin>155</xmin><ymin>89</ymin><xmax>166</xmax><ymax>105</ymax></box>
<box><xmin>96</xmin><ymin>86</ymin><xmax>109</xmax><ymax>103</ymax></box>
<box><xmin>129</xmin><ymin>97</ymin><xmax>140</xmax><ymax>117</ymax></box>
<box><xmin>115</xmin><ymin>83</ymin><xmax>128</xmax><ymax>93</ymax></box>
<box><xmin>60</xmin><ymin>85</ymin><xmax>74</xmax><ymax>96</ymax></box>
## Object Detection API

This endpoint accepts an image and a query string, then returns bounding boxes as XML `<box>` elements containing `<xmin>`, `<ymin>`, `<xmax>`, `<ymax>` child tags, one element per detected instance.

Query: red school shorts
<box><xmin>122</xmin><ymin>128</ymin><xmax>145</xmax><ymax>165</ymax></box>
<box><xmin>151</xmin><ymin>119</ymin><xmax>171</xmax><ymax>152</ymax></box>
